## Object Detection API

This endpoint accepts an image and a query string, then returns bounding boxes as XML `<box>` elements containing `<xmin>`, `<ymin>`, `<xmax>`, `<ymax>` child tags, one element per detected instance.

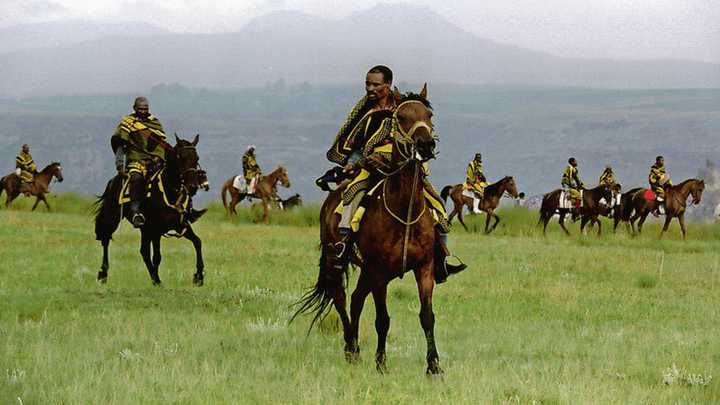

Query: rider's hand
<box><xmin>343</xmin><ymin>163</ymin><xmax>356</xmax><ymax>174</ymax></box>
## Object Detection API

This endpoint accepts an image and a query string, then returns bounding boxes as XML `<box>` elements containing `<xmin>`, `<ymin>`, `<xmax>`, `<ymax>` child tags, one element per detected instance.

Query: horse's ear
<box><xmin>393</xmin><ymin>86</ymin><xmax>402</xmax><ymax>104</ymax></box>
<box><xmin>192</xmin><ymin>134</ymin><xmax>199</xmax><ymax>146</ymax></box>
<box><xmin>419</xmin><ymin>83</ymin><xmax>428</xmax><ymax>99</ymax></box>
<box><xmin>174</xmin><ymin>133</ymin><xmax>180</xmax><ymax>144</ymax></box>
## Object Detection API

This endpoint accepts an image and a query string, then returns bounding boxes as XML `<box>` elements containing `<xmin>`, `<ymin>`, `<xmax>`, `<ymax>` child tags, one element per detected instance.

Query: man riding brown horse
<box><xmin>321</xmin><ymin>65</ymin><xmax>465</xmax><ymax>281</ymax></box>
<box><xmin>465</xmin><ymin>153</ymin><xmax>487</xmax><ymax>214</ymax></box>
<box><xmin>649</xmin><ymin>155</ymin><xmax>671</xmax><ymax>216</ymax></box>
<box><xmin>242</xmin><ymin>145</ymin><xmax>261</xmax><ymax>194</ymax></box>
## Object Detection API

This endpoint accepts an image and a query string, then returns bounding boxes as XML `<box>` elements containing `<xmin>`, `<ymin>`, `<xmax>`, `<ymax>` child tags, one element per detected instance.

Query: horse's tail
<box><xmin>220</xmin><ymin>181</ymin><xmax>230</xmax><ymax>210</ymax></box>
<box><xmin>93</xmin><ymin>177</ymin><xmax>122</xmax><ymax>241</ymax></box>
<box><xmin>538</xmin><ymin>192</ymin><xmax>555</xmax><ymax>225</ymax></box>
<box><xmin>441</xmin><ymin>185</ymin><xmax>453</xmax><ymax>203</ymax></box>
<box><xmin>291</xmin><ymin>192</ymin><xmax>346</xmax><ymax>331</ymax></box>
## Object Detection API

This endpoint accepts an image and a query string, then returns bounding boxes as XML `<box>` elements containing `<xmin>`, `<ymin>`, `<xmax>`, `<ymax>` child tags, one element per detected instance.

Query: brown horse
<box><xmin>538</xmin><ymin>185</ymin><xmax>614</xmax><ymax>236</ymax></box>
<box><xmin>293</xmin><ymin>87</ymin><xmax>450</xmax><ymax>375</ymax></box>
<box><xmin>628</xmin><ymin>179</ymin><xmax>704</xmax><ymax>239</ymax></box>
<box><xmin>0</xmin><ymin>162</ymin><xmax>64</xmax><ymax>210</ymax></box>
<box><xmin>612</xmin><ymin>187</ymin><xmax>643</xmax><ymax>233</ymax></box>
<box><xmin>220</xmin><ymin>166</ymin><xmax>291</xmax><ymax>222</ymax></box>
<box><xmin>440</xmin><ymin>176</ymin><xmax>522</xmax><ymax>233</ymax></box>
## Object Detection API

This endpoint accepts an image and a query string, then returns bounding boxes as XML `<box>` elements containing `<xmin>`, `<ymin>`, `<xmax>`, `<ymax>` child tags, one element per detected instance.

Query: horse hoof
<box><xmin>375</xmin><ymin>353</ymin><xmax>388</xmax><ymax>374</ymax></box>
<box><xmin>97</xmin><ymin>272</ymin><xmax>107</xmax><ymax>284</ymax></box>
<box><xmin>344</xmin><ymin>350</ymin><xmax>360</xmax><ymax>364</ymax></box>
<box><xmin>425</xmin><ymin>361</ymin><xmax>444</xmax><ymax>376</ymax></box>
<box><xmin>152</xmin><ymin>280</ymin><xmax>162</xmax><ymax>286</ymax></box>
<box><xmin>193</xmin><ymin>275</ymin><xmax>204</xmax><ymax>287</ymax></box>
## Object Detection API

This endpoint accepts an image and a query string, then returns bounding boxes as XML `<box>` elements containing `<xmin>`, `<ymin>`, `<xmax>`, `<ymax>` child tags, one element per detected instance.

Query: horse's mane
<box><xmin>41</xmin><ymin>162</ymin><xmax>61</xmax><ymax>173</ymax></box>
<box><xmin>672</xmin><ymin>178</ymin><xmax>702</xmax><ymax>189</ymax></box>
<box><xmin>400</xmin><ymin>93</ymin><xmax>432</xmax><ymax>109</ymax></box>
<box><xmin>485</xmin><ymin>176</ymin><xmax>511</xmax><ymax>194</ymax></box>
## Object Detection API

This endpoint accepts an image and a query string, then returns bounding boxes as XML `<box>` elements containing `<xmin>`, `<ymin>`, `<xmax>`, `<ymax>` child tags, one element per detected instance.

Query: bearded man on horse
<box><xmin>324</xmin><ymin>65</ymin><xmax>465</xmax><ymax>281</ymax></box>
<box><xmin>15</xmin><ymin>144</ymin><xmax>38</xmax><ymax>195</ymax></box>
<box><xmin>112</xmin><ymin>97</ymin><xmax>181</xmax><ymax>228</ymax></box>
<box><xmin>465</xmin><ymin>152</ymin><xmax>487</xmax><ymax>214</ymax></box>
<box><xmin>242</xmin><ymin>145</ymin><xmax>261</xmax><ymax>194</ymax></box>
<box><xmin>649</xmin><ymin>155</ymin><xmax>672</xmax><ymax>216</ymax></box>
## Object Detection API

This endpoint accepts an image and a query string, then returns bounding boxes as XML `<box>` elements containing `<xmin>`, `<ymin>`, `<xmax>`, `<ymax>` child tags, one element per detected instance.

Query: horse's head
<box><xmin>392</xmin><ymin>84</ymin><xmax>436</xmax><ymax>162</ymax></box>
<box><xmin>278</xmin><ymin>166</ymin><xmax>291</xmax><ymax>188</ymax></box>
<box><xmin>502</xmin><ymin>176</ymin><xmax>521</xmax><ymax>199</ymax></box>
<box><xmin>48</xmin><ymin>162</ymin><xmax>63</xmax><ymax>182</ymax></box>
<box><xmin>174</xmin><ymin>134</ymin><xmax>207</xmax><ymax>195</ymax></box>
<box><xmin>690</xmin><ymin>179</ymin><xmax>705</xmax><ymax>205</ymax></box>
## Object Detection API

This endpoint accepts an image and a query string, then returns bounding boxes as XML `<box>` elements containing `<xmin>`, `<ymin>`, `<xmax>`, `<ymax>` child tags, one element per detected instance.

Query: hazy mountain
<box><xmin>0</xmin><ymin>4</ymin><xmax>718</xmax><ymax>96</ymax></box>
<box><xmin>0</xmin><ymin>20</ymin><xmax>167</xmax><ymax>54</ymax></box>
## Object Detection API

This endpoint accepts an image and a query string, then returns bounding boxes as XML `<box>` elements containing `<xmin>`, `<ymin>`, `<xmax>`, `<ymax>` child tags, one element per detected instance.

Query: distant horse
<box><xmin>538</xmin><ymin>185</ymin><xmax>614</xmax><ymax>236</ymax></box>
<box><xmin>0</xmin><ymin>162</ymin><xmax>64</xmax><ymax>210</ymax></box>
<box><xmin>441</xmin><ymin>176</ymin><xmax>522</xmax><ymax>233</ymax></box>
<box><xmin>612</xmin><ymin>187</ymin><xmax>643</xmax><ymax>233</ymax></box>
<box><xmin>220</xmin><ymin>166</ymin><xmax>291</xmax><ymax>222</ymax></box>
<box><xmin>293</xmin><ymin>87</ymin><xmax>451</xmax><ymax>375</ymax></box>
<box><xmin>627</xmin><ymin>179</ymin><xmax>704</xmax><ymax>239</ymax></box>
<box><xmin>94</xmin><ymin>134</ymin><xmax>208</xmax><ymax>286</ymax></box>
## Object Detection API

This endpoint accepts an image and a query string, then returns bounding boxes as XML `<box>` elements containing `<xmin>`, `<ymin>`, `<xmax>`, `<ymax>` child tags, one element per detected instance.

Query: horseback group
<box><xmin>539</xmin><ymin>155</ymin><xmax>704</xmax><ymax>238</ymax></box>
<box><xmin>220</xmin><ymin>144</ymin><xmax>294</xmax><ymax>222</ymax></box>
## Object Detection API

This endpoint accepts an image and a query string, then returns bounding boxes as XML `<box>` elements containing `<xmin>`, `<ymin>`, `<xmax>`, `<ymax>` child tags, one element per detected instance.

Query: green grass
<box><xmin>1</xmin><ymin>194</ymin><xmax>719</xmax><ymax>403</ymax></box>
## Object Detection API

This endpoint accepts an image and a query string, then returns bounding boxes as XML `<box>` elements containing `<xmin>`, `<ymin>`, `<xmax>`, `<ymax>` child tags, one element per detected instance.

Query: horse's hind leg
<box><xmin>457</xmin><ymin>207</ymin><xmax>469</xmax><ymax>232</ymax></box>
<box><xmin>416</xmin><ymin>264</ymin><xmax>442</xmax><ymax>375</ymax></box>
<box><xmin>184</xmin><ymin>226</ymin><xmax>205</xmax><ymax>286</ymax></box>
<box><xmin>678</xmin><ymin>214</ymin><xmax>687</xmax><ymax>240</ymax></box>
<box><xmin>347</xmin><ymin>271</ymin><xmax>372</xmax><ymax>364</ymax></box>
<box><xmin>98</xmin><ymin>239</ymin><xmax>111</xmax><ymax>283</ymax></box>
<box><xmin>151</xmin><ymin>235</ymin><xmax>162</xmax><ymax>280</ymax></box>
<box><xmin>372</xmin><ymin>283</ymin><xmax>390</xmax><ymax>374</ymax></box>
<box><xmin>31</xmin><ymin>196</ymin><xmax>41</xmax><ymax>211</ymax></box>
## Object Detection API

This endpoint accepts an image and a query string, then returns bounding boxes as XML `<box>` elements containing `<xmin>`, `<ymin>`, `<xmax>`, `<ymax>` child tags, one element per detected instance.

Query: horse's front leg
<box><xmin>98</xmin><ymin>239</ymin><xmax>110</xmax><ymax>283</ymax></box>
<box><xmin>594</xmin><ymin>216</ymin><xmax>602</xmax><ymax>236</ymax></box>
<box><xmin>416</xmin><ymin>263</ymin><xmax>442</xmax><ymax>375</ymax></box>
<box><xmin>31</xmin><ymin>196</ymin><xmax>41</xmax><ymax>211</ymax></box>
<box><xmin>558</xmin><ymin>211</ymin><xmax>571</xmax><ymax>236</ymax></box>
<box><xmin>678</xmin><ymin>213</ymin><xmax>687</xmax><ymax>240</ymax></box>
<box><xmin>184</xmin><ymin>226</ymin><xmax>205</xmax><ymax>286</ymax></box>
<box><xmin>347</xmin><ymin>270</ymin><xmax>372</xmax><ymax>364</ymax></box>
<box><xmin>140</xmin><ymin>231</ymin><xmax>161</xmax><ymax>285</ymax></box>
<box><xmin>372</xmin><ymin>282</ymin><xmax>390</xmax><ymax>374</ymax></box>
<box><xmin>151</xmin><ymin>235</ymin><xmax>162</xmax><ymax>279</ymax></box>
<box><xmin>491</xmin><ymin>212</ymin><xmax>501</xmax><ymax>233</ymax></box>
<box><xmin>41</xmin><ymin>194</ymin><xmax>51</xmax><ymax>211</ymax></box>
<box><xmin>659</xmin><ymin>214</ymin><xmax>673</xmax><ymax>239</ymax></box>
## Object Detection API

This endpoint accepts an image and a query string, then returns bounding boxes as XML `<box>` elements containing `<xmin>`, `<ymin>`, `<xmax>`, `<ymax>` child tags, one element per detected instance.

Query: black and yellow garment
<box><xmin>242</xmin><ymin>152</ymin><xmax>261</xmax><ymax>183</ymax></box>
<box><xmin>465</xmin><ymin>160</ymin><xmax>487</xmax><ymax>194</ymax></box>
<box><xmin>111</xmin><ymin>113</ymin><xmax>167</xmax><ymax>164</ymax></box>
<box><xmin>16</xmin><ymin>151</ymin><xmax>37</xmax><ymax>183</ymax></box>
<box><xmin>598</xmin><ymin>169</ymin><xmax>615</xmax><ymax>187</ymax></box>
<box><xmin>327</xmin><ymin>96</ymin><xmax>394</xmax><ymax>166</ymax></box>
<box><xmin>562</xmin><ymin>165</ymin><xmax>583</xmax><ymax>200</ymax></box>
<box><xmin>649</xmin><ymin>164</ymin><xmax>671</xmax><ymax>195</ymax></box>
<box><xmin>341</xmin><ymin>109</ymin><xmax>395</xmax><ymax>205</ymax></box>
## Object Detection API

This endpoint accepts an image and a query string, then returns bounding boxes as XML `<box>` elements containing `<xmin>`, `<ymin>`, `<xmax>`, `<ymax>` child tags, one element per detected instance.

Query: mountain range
<box><xmin>1</xmin><ymin>4</ymin><xmax>718</xmax><ymax>96</ymax></box>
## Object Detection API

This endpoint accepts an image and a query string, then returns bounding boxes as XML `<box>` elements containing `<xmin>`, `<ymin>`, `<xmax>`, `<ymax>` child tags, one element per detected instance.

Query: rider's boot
<box><xmin>128</xmin><ymin>173</ymin><xmax>146</xmax><ymax>228</ymax></box>
<box><xmin>472</xmin><ymin>195</ymin><xmax>482</xmax><ymax>214</ymax></box>
<box><xmin>315</xmin><ymin>167</ymin><xmax>346</xmax><ymax>192</ymax></box>
<box><xmin>433</xmin><ymin>226</ymin><xmax>467</xmax><ymax>284</ymax></box>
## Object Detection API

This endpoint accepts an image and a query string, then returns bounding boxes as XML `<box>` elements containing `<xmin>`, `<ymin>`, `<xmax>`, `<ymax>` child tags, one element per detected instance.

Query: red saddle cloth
<box><xmin>644</xmin><ymin>189</ymin><xmax>656</xmax><ymax>201</ymax></box>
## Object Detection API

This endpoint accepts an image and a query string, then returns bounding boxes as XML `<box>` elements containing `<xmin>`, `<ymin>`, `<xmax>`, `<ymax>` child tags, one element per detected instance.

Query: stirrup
<box><xmin>444</xmin><ymin>255</ymin><xmax>467</xmax><ymax>275</ymax></box>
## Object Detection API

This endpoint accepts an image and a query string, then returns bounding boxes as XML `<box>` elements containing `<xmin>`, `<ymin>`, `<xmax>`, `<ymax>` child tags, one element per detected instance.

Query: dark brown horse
<box><xmin>293</xmin><ymin>87</ymin><xmax>448</xmax><ymax>375</ymax></box>
<box><xmin>628</xmin><ymin>179</ymin><xmax>704</xmax><ymax>239</ymax></box>
<box><xmin>538</xmin><ymin>185</ymin><xmax>614</xmax><ymax>236</ymax></box>
<box><xmin>440</xmin><ymin>176</ymin><xmax>522</xmax><ymax>233</ymax></box>
<box><xmin>612</xmin><ymin>187</ymin><xmax>643</xmax><ymax>233</ymax></box>
<box><xmin>220</xmin><ymin>166</ymin><xmax>291</xmax><ymax>222</ymax></box>
<box><xmin>0</xmin><ymin>162</ymin><xmax>64</xmax><ymax>210</ymax></box>
<box><xmin>94</xmin><ymin>134</ymin><xmax>208</xmax><ymax>286</ymax></box>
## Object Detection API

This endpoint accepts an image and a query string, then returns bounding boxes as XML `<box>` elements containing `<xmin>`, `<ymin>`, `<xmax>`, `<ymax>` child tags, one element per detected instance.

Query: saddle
<box><xmin>559</xmin><ymin>189</ymin><xmax>583</xmax><ymax>209</ymax></box>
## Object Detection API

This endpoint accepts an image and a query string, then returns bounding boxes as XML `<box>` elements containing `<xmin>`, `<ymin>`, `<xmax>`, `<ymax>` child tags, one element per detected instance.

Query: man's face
<box><xmin>365</xmin><ymin>72</ymin><xmax>390</xmax><ymax>102</ymax></box>
<box><xmin>475</xmin><ymin>154</ymin><xmax>482</xmax><ymax>162</ymax></box>
<box><xmin>22</xmin><ymin>145</ymin><xmax>29</xmax><ymax>154</ymax></box>
<box><xmin>657</xmin><ymin>158</ymin><xmax>664</xmax><ymax>166</ymax></box>
<box><xmin>571</xmin><ymin>160</ymin><xmax>577</xmax><ymax>167</ymax></box>
<box><xmin>134</xmin><ymin>101</ymin><xmax>150</xmax><ymax>119</ymax></box>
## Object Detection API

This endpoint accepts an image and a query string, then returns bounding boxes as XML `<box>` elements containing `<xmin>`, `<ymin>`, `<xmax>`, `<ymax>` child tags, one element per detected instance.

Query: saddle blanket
<box><xmin>232</xmin><ymin>175</ymin><xmax>246</xmax><ymax>193</ymax></box>
<box><xmin>559</xmin><ymin>190</ymin><xmax>582</xmax><ymax>210</ymax></box>
<box><xmin>462</xmin><ymin>189</ymin><xmax>476</xmax><ymax>199</ymax></box>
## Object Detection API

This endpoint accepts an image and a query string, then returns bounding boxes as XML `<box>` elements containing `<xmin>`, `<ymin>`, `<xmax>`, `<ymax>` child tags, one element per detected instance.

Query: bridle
<box><xmin>391</xmin><ymin>100</ymin><xmax>436</xmax><ymax>163</ymax></box>
<box><xmin>175</xmin><ymin>144</ymin><xmax>206</xmax><ymax>193</ymax></box>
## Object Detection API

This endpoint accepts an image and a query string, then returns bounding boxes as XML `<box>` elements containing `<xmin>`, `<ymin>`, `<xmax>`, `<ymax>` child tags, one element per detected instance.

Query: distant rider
<box><xmin>465</xmin><ymin>153</ymin><xmax>487</xmax><ymax>214</ymax></box>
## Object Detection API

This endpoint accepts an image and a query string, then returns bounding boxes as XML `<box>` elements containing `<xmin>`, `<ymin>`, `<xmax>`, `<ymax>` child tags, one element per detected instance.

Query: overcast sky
<box><xmin>2</xmin><ymin>0</ymin><xmax>719</xmax><ymax>63</ymax></box>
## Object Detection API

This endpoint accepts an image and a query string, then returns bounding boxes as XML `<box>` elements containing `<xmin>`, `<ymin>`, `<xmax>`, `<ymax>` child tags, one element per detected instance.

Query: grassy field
<box><xmin>1</xmin><ymin>194</ymin><xmax>719</xmax><ymax>404</ymax></box>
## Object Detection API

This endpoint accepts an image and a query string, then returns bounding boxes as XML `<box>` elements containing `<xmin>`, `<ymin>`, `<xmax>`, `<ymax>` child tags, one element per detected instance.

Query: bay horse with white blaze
<box><xmin>441</xmin><ymin>176</ymin><xmax>522</xmax><ymax>233</ymax></box>
<box><xmin>0</xmin><ymin>162</ymin><xmax>64</xmax><ymax>210</ymax></box>
<box><xmin>293</xmin><ymin>86</ymin><xmax>451</xmax><ymax>375</ymax></box>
